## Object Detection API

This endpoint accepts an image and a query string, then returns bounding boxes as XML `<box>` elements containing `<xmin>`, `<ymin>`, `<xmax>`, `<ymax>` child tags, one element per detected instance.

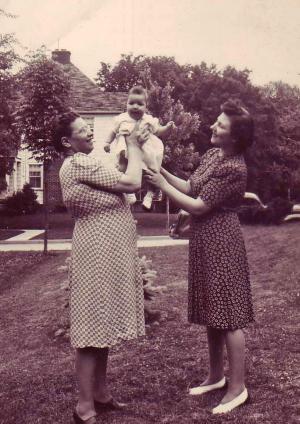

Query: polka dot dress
<box><xmin>59</xmin><ymin>153</ymin><xmax>145</xmax><ymax>348</ymax></box>
<box><xmin>188</xmin><ymin>148</ymin><xmax>254</xmax><ymax>330</ymax></box>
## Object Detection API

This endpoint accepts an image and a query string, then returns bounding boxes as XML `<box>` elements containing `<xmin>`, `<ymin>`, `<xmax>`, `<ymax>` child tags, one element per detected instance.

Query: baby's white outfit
<box><xmin>110</xmin><ymin>112</ymin><xmax>164</xmax><ymax>171</ymax></box>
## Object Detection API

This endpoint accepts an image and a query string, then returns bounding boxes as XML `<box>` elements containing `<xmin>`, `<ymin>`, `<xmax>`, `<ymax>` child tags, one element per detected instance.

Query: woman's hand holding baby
<box><xmin>126</xmin><ymin>123</ymin><xmax>150</xmax><ymax>148</ymax></box>
<box><xmin>144</xmin><ymin>168</ymin><xmax>168</xmax><ymax>190</ymax></box>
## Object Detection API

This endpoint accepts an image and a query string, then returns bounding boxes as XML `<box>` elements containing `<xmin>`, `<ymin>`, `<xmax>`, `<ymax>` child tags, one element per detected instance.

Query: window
<box><xmin>29</xmin><ymin>164</ymin><xmax>42</xmax><ymax>188</ymax></box>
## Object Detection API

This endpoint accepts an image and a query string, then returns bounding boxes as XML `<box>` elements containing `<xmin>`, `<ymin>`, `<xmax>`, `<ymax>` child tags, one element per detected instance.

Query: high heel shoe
<box><xmin>212</xmin><ymin>387</ymin><xmax>249</xmax><ymax>414</ymax></box>
<box><xmin>189</xmin><ymin>377</ymin><xmax>226</xmax><ymax>396</ymax></box>
<box><xmin>73</xmin><ymin>411</ymin><xmax>97</xmax><ymax>423</ymax></box>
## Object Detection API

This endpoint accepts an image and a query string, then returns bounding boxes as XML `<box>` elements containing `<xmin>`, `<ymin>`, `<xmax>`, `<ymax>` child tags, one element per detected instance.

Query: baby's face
<box><xmin>127</xmin><ymin>94</ymin><xmax>146</xmax><ymax>120</ymax></box>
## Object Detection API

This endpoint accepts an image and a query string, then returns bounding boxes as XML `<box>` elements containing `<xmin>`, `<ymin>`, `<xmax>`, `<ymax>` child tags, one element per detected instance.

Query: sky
<box><xmin>1</xmin><ymin>0</ymin><xmax>300</xmax><ymax>87</ymax></box>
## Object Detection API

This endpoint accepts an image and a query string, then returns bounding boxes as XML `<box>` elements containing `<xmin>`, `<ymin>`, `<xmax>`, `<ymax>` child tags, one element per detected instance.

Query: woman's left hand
<box><xmin>144</xmin><ymin>169</ymin><xmax>168</xmax><ymax>190</ymax></box>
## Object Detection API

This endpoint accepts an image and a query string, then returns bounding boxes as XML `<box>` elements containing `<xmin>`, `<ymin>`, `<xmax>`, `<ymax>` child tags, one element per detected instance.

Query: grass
<box><xmin>0</xmin><ymin>252</ymin><xmax>48</xmax><ymax>295</ymax></box>
<box><xmin>0</xmin><ymin>212</ymin><xmax>177</xmax><ymax>239</ymax></box>
<box><xmin>0</xmin><ymin>211</ymin><xmax>73</xmax><ymax>230</ymax></box>
<box><xmin>0</xmin><ymin>230</ymin><xmax>23</xmax><ymax>240</ymax></box>
<box><xmin>0</xmin><ymin>224</ymin><xmax>299</xmax><ymax>423</ymax></box>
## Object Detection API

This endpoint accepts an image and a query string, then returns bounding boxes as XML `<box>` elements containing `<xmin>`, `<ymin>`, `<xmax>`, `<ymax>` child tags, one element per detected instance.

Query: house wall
<box><xmin>1</xmin><ymin>148</ymin><xmax>44</xmax><ymax>203</ymax></box>
<box><xmin>87</xmin><ymin>113</ymin><xmax>116</xmax><ymax>158</ymax></box>
<box><xmin>1</xmin><ymin>113</ymin><xmax>118</xmax><ymax>206</ymax></box>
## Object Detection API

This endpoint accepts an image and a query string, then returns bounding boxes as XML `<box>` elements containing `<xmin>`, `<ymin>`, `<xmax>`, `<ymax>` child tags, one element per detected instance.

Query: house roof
<box><xmin>52</xmin><ymin>50</ymin><xmax>127</xmax><ymax>114</ymax></box>
<box><xmin>65</xmin><ymin>63</ymin><xmax>127</xmax><ymax>114</ymax></box>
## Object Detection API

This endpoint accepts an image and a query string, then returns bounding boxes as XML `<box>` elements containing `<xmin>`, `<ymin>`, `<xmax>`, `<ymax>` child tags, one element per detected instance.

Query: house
<box><xmin>1</xmin><ymin>49</ymin><xmax>128</xmax><ymax>206</ymax></box>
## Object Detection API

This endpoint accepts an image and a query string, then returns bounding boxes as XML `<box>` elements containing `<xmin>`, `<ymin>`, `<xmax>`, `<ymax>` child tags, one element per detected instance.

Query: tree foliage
<box><xmin>14</xmin><ymin>48</ymin><xmax>71</xmax><ymax>253</ymax></box>
<box><xmin>96</xmin><ymin>55</ymin><xmax>300</xmax><ymax>200</ymax></box>
<box><xmin>147</xmin><ymin>81</ymin><xmax>200</xmax><ymax>177</ymax></box>
<box><xmin>15</xmin><ymin>49</ymin><xmax>71</xmax><ymax>162</ymax></box>
<box><xmin>0</xmin><ymin>9</ymin><xmax>20</xmax><ymax>188</ymax></box>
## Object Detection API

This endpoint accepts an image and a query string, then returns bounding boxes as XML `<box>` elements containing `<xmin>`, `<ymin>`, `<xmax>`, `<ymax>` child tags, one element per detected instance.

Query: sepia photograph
<box><xmin>0</xmin><ymin>1</ymin><xmax>299</xmax><ymax>423</ymax></box>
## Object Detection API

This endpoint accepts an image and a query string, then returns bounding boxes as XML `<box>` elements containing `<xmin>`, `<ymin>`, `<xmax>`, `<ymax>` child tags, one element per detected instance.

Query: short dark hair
<box><xmin>128</xmin><ymin>85</ymin><xmax>147</xmax><ymax>101</ymax></box>
<box><xmin>52</xmin><ymin>111</ymin><xmax>80</xmax><ymax>152</ymax></box>
<box><xmin>221</xmin><ymin>100</ymin><xmax>254</xmax><ymax>153</ymax></box>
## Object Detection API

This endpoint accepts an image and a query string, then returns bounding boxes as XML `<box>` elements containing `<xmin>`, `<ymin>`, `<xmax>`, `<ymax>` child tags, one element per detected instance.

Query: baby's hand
<box><xmin>104</xmin><ymin>143</ymin><xmax>111</xmax><ymax>153</ymax></box>
<box><xmin>167</xmin><ymin>121</ymin><xmax>176</xmax><ymax>130</ymax></box>
<box><xmin>166</xmin><ymin>121</ymin><xmax>177</xmax><ymax>131</ymax></box>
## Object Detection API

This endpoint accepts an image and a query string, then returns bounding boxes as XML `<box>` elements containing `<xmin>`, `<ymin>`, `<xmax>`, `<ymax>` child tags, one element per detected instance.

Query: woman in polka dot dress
<box><xmin>146</xmin><ymin>100</ymin><xmax>254</xmax><ymax>415</ymax></box>
<box><xmin>53</xmin><ymin>112</ymin><xmax>149</xmax><ymax>424</ymax></box>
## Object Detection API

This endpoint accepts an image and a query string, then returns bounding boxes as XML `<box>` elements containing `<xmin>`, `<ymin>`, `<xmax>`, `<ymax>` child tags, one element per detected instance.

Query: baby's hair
<box><xmin>128</xmin><ymin>85</ymin><xmax>148</xmax><ymax>102</ymax></box>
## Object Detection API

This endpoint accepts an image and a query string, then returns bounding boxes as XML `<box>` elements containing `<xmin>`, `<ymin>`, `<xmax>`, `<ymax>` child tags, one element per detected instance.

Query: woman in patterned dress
<box><xmin>146</xmin><ymin>100</ymin><xmax>254</xmax><ymax>414</ymax></box>
<box><xmin>53</xmin><ymin>111</ymin><xmax>149</xmax><ymax>423</ymax></box>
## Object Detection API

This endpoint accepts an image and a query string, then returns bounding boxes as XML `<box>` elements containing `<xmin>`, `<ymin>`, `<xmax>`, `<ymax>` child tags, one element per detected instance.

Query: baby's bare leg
<box><xmin>117</xmin><ymin>150</ymin><xmax>128</xmax><ymax>173</ymax></box>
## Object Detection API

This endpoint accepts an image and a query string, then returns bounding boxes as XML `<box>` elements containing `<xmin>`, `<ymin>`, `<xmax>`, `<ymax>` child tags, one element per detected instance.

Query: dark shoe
<box><xmin>94</xmin><ymin>397</ymin><xmax>127</xmax><ymax>412</ymax></box>
<box><xmin>73</xmin><ymin>411</ymin><xmax>97</xmax><ymax>423</ymax></box>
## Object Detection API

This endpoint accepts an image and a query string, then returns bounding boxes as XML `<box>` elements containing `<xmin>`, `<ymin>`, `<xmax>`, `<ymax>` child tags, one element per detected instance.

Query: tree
<box><xmin>96</xmin><ymin>54</ymin><xmax>188</xmax><ymax>98</ymax></box>
<box><xmin>98</xmin><ymin>58</ymin><xmax>201</xmax><ymax>177</ymax></box>
<box><xmin>260</xmin><ymin>81</ymin><xmax>300</xmax><ymax>200</ymax></box>
<box><xmin>0</xmin><ymin>9</ymin><xmax>20</xmax><ymax>191</ymax></box>
<box><xmin>96</xmin><ymin>54</ymin><xmax>300</xmax><ymax>201</ymax></box>
<box><xmin>15</xmin><ymin>49</ymin><xmax>71</xmax><ymax>253</ymax></box>
<box><xmin>147</xmin><ymin>81</ymin><xmax>200</xmax><ymax>177</ymax></box>
<box><xmin>96</xmin><ymin>54</ymin><xmax>143</xmax><ymax>92</ymax></box>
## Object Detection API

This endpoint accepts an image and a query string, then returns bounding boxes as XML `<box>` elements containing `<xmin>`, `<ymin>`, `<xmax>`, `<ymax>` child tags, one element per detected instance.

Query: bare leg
<box><xmin>221</xmin><ymin>329</ymin><xmax>246</xmax><ymax>403</ymax></box>
<box><xmin>93</xmin><ymin>347</ymin><xmax>112</xmax><ymax>402</ymax></box>
<box><xmin>202</xmin><ymin>327</ymin><xmax>225</xmax><ymax>385</ymax></box>
<box><xmin>75</xmin><ymin>347</ymin><xmax>98</xmax><ymax>420</ymax></box>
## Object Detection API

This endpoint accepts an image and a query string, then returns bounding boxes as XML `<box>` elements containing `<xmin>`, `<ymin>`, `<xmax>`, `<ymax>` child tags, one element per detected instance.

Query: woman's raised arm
<box><xmin>109</xmin><ymin>125</ymin><xmax>148</xmax><ymax>193</ymax></box>
<box><xmin>160</xmin><ymin>168</ymin><xmax>191</xmax><ymax>194</ymax></box>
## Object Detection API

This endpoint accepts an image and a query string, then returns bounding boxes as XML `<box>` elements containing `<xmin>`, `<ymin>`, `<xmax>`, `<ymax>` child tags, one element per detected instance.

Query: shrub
<box><xmin>4</xmin><ymin>183</ymin><xmax>40</xmax><ymax>215</ymax></box>
<box><xmin>238</xmin><ymin>204</ymin><xmax>266</xmax><ymax>224</ymax></box>
<box><xmin>51</xmin><ymin>202</ymin><xmax>67</xmax><ymax>213</ymax></box>
<box><xmin>238</xmin><ymin>197</ymin><xmax>293</xmax><ymax>225</ymax></box>
<box><xmin>264</xmin><ymin>197</ymin><xmax>293</xmax><ymax>225</ymax></box>
<box><xmin>0</xmin><ymin>178</ymin><xmax>7</xmax><ymax>192</ymax></box>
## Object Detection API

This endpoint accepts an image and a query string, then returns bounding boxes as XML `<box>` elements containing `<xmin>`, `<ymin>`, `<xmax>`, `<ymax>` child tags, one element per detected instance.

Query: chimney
<box><xmin>52</xmin><ymin>49</ymin><xmax>71</xmax><ymax>65</ymax></box>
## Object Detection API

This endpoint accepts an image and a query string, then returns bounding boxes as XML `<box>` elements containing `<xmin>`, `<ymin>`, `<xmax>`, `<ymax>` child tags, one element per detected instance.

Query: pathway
<box><xmin>0</xmin><ymin>235</ymin><xmax>188</xmax><ymax>251</ymax></box>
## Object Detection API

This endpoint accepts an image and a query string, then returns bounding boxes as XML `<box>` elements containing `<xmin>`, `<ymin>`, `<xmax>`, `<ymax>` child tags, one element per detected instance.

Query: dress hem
<box><xmin>70</xmin><ymin>331</ymin><xmax>146</xmax><ymax>349</ymax></box>
<box><xmin>188</xmin><ymin>318</ymin><xmax>255</xmax><ymax>331</ymax></box>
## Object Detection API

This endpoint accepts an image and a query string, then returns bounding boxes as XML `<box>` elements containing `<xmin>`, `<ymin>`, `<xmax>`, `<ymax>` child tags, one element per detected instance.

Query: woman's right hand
<box><xmin>126</xmin><ymin>123</ymin><xmax>150</xmax><ymax>148</ymax></box>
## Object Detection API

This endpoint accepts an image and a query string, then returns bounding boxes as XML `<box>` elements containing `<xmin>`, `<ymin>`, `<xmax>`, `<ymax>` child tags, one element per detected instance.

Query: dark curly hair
<box><xmin>221</xmin><ymin>100</ymin><xmax>254</xmax><ymax>153</ymax></box>
<box><xmin>52</xmin><ymin>111</ymin><xmax>80</xmax><ymax>152</ymax></box>
<box><xmin>128</xmin><ymin>85</ymin><xmax>148</xmax><ymax>101</ymax></box>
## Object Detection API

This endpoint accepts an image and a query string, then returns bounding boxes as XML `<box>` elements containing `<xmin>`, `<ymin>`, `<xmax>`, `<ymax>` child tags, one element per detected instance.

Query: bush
<box><xmin>0</xmin><ymin>177</ymin><xmax>7</xmax><ymax>192</ymax></box>
<box><xmin>238</xmin><ymin>197</ymin><xmax>293</xmax><ymax>225</ymax></box>
<box><xmin>51</xmin><ymin>203</ymin><xmax>67</xmax><ymax>213</ymax></box>
<box><xmin>238</xmin><ymin>204</ymin><xmax>266</xmax><ymax>224</ymax></box>
<box><xmin>264</xmin><ymin>197</ymin><xmax>293</xmax><ymax>225</ymax></box>
<box><xmin>4</xmin><ymin>184</ymin><xmax>40</xmax><ymax>215</ymax></box>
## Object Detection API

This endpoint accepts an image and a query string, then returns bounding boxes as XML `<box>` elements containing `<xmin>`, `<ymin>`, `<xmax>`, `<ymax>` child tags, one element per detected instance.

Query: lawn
<box><xmin>0</xmin><ymin>212</ymin><xmax>177</xmax><ymax>238</ymax></box>
<box><xmin>0</xmin><ymin>224</ymin><xmax>299</xmax><ymax>423</ymax></box>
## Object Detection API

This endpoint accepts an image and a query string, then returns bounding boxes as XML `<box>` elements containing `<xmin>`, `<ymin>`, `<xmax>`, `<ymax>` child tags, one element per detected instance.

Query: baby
<box><xmin>104</xmin><ymin>85</ymin><xmax>175</xmax><ymax>209</ymax></box>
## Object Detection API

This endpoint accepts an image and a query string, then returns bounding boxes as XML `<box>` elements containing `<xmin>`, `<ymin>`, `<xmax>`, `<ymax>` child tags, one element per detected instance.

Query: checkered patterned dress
<box><xmin>59</xmin><ymin>153</ymin><xmax>145</xmax><ymax>348</ymax></box>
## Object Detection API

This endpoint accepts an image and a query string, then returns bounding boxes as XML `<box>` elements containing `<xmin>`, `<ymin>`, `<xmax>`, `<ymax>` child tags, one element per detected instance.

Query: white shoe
<box><xmin>212</xmin><ymin>387</ymin><xmax>249</xmax><ymax>414</ymax></box>
<box><xmin>142</xmin><ymin>191</ymin><xmax>154</xmax><ymax>210</ymax></box>
<box><xmin>126</xmin><ymin>193</ymin><xmax>137</xmax><ymax>205</ymax></box>
<box><xmin>189</xmin><ymin>377</ymin><xmax>226</xmax><ymax>396</ymax></box>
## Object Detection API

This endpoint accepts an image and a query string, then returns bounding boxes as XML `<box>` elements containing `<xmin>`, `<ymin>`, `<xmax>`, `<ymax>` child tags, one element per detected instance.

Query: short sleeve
<box><xmin>71</xmin><ymin>153</ymin><xmax>122</xmax><ymax>189</ymax></box>
<box><xmin>199</xmin><ymin>165</ymin><xmax>246</xmax><ymax>209</ymax></box>
<box><xmin>112</xmin><ymin>114</ymin><xmax>123</xmax><ymax>133</ymax></box>
<box><xmin>143</xmin><ymin>114</ymin><xmax>159</xmax><ymax>133</ymax></box>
